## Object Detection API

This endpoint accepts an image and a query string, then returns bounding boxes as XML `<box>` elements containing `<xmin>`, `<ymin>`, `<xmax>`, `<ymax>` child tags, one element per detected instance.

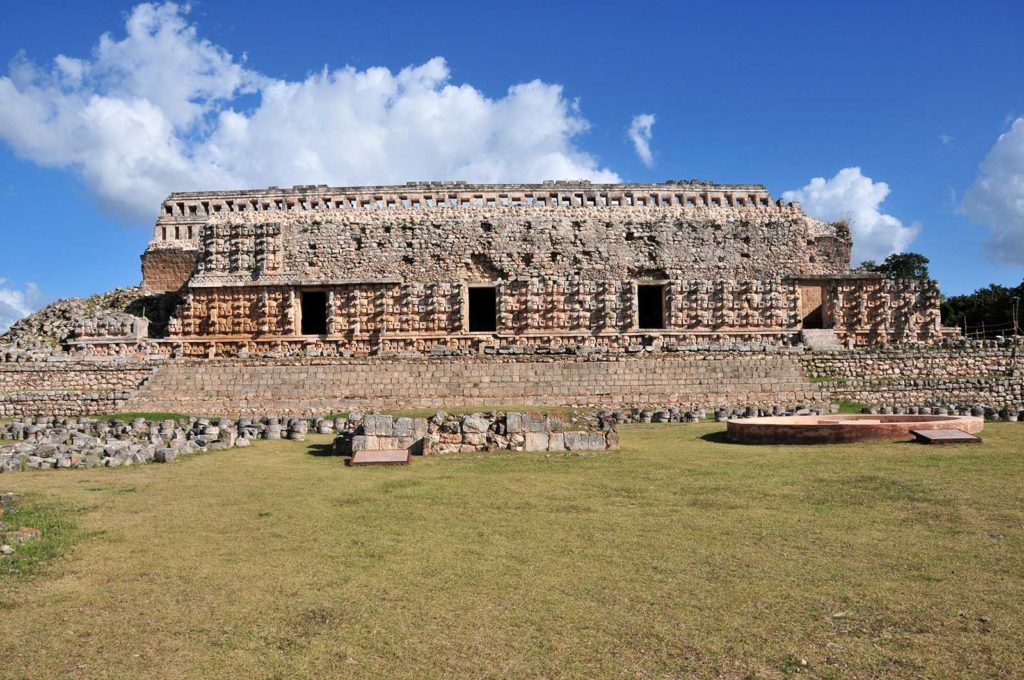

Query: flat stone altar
<box><xmin>726</xmin><ymin>414</ymin><xmax>984</xmax><ymax>444</ymax></box>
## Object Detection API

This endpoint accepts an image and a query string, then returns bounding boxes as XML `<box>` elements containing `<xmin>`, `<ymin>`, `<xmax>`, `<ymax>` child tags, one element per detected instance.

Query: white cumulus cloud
<box><xmin>783</xmin><ymin>167</ymin><xmax>921</xmax><ymax>264</ymax></box>
<box><xmin>0</xmin><ymin>278</ymin><xmax>42</xmax><ymax>333</ymax></box>
<box><xmin>628</xmin><ymin>113</ymin><xmax>656</xmax><ymax>167</ymax></box>
<box><xmin>961</xmin><ymin>117</ymin><xmax>1024</xmax><ymax>267</ymax></box>
<box><xmin>0</xmin><ymin>2</ymin><xmax>619</xmax><ymax>223</ymax></box>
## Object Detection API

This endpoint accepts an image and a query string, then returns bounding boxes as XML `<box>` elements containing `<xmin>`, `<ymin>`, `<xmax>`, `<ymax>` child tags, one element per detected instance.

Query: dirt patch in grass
<box><xmin>0</xmin><ymin>425</ymin><xmax>1020</xmax><ymax>678</ymax></box>
<box><xmin>0</xmin><ymin>494</ymin><xmax>84</xmax><ymax>581</ymax></box>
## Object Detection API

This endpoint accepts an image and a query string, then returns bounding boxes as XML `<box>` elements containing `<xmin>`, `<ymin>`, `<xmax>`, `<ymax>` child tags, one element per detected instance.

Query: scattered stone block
<box><xmin>363</xmin><ymin>415</ymin><xmax>394</xmax><ymax>436</ymax></box>
<box><xmin>524</xmin><ymin>432</ymin><xmax>549</xmax><ymax>451</ymax></box>
<box><xmin>506</xmin><ymin>412</ymin><xmax>523</xmax><ymax>434</ymax></box>
<box><xmin>154</xmin><ymin>448</ymin><xmax>176</xmax><ymax>463</ymax></box>
<box><xmin>461</xmin><ymin>415</ymin><xmax>490</xmax><ymax>434</ymax></box>
<box><xmin>348</xmin><ymin>449</ymin><xmax>410</xmax><ymax>466</ymax></box>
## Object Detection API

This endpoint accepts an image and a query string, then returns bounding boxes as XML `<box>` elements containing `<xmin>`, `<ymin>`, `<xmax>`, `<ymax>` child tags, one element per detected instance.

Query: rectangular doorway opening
<box><xmin>300</xmin><ymin>290</ymin><xmax>328</xmax><ymax>335</ymax></box>
<box><xmin>799</xmin><ymin>284</ymin><xmax>827</xmax><ymax>329</ymax></box>
<box><xmin>637</xmin><ymin>284</ymin><xmax>666</xmax><ymax>329</ymax></box>
<box><xmin>468</xmin><ymin>286</ymin><xmax>497</xmax><ymax>332</ymax></box>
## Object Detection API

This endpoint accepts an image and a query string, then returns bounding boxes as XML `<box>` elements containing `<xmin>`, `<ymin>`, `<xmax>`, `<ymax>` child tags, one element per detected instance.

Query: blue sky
<box><xmin>1</xmin><ymin>0</ymin><xmax>1023</xmax><ymax>329</ymax></box>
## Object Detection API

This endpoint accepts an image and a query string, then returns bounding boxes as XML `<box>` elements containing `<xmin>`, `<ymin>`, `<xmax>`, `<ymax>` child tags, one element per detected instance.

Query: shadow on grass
<box><xmin>306</xmin><ymin>442</ymin><xmax>339</xmax><ymax>458</ymax></box>
<box><xmin>699</xmin><ymin>430</ymin><xmax>736</xmax><ymax>445</ymax></box>
<box><xmin>700</xmin><ymin>429</ymin><xmax>933</xmax><ymax>448</ymax></box>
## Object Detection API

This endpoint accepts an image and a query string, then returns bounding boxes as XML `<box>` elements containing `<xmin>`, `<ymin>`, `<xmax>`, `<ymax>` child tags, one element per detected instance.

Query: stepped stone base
<box><xmin>123</xmin><ymin>353</ymin><xmax>828</xmax><ymax>417</ymax></box>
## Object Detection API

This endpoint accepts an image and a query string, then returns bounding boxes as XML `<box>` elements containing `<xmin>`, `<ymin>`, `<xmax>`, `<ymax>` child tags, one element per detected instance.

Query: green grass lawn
<box><xmin>1</xmin><ymin>423</ymin><xmax>1022</xmax><ymax>679</ymax></box>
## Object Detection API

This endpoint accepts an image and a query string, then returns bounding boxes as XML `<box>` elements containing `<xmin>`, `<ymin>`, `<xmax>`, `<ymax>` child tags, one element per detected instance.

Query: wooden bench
<box><xmin>348</xmin><ymin>449</ymin><xmax>411</xmax><ymax>466</ymax></box>
<box><xmin>910</xmin><ymin>429</ymin><xmax>982</xmax><ymax>445</ymax></box>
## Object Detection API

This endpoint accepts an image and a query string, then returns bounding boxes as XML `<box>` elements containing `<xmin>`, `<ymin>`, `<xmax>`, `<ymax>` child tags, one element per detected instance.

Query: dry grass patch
<box><xmin>0</xmin><ymin>424</ymin><xmax>1022</xmax><ymax>678</ymax></box>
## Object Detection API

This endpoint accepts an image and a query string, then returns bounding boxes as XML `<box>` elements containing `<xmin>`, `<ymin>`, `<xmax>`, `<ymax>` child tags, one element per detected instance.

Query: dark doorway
<box><xmin>637</xmin><ymin>284</ymin><xmax>665</xmax><ymax>329</ymax></box>
<box><xmin>300</xmin><ymin>291</ymin><xmax>328</xmax><ymax>335</ymax></box>
<box><xmin>468</xmin><ymin>286</ymin><xmax>498</xmax><ymax>332</ymax></box>
<box><xmin>799</xmin><ymin>284</ymin><xmax>826</xmax><ymax>329</ymax></box>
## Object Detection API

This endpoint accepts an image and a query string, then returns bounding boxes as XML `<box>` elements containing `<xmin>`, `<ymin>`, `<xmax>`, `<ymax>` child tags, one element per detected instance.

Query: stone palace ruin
<box><xmin>140</xmin><ymin>180</ymin><xmax>944</xmax><ymax>357</ymax></box>
<box><xmin>3</xmin><ymin>179</ymin><xmax>1019</xmax><ymax>419</ymax></box>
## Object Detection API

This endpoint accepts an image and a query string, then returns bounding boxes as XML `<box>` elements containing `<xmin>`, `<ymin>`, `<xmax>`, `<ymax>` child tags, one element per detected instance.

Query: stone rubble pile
<box><xmin>596</xmin><ymin>404</ymin><xmax>829</xmax><ymax>424</ymax></box>
<box><xmin>0</xmin><ymin>410</ymin><xmax>619</xmax><ymax>472</ymax></box>
<box><xmin>0</xmin><ymin>415</ymin><xmax>316</xmax><ymax>473</ymax></box>
<box><xmin>333</xmin><ymin>411</ymin><xmax>618</xmax><ymax>455</ymax></box>
<box><xmin>0</xmin><ymin>287</ymin><xmax>180</xmax><ymax>363</ymax></box>
<box><xmin>859</xmin><ymin>404</ymin><xmax>1024</xmax><ymax>422</ymax></box>
<box><xmin>1</xmin><ymin>288</ymin><xmax>145</xmax><ymax>347</ymax></box>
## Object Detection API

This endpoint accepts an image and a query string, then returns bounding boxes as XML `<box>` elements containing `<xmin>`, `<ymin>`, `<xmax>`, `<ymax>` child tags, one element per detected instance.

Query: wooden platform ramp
<box><xmin>911</xmin><ymin>429</ymin><xmax>982</xmax><ymax>445</ymax></box>
<box><xmin>348</xmin><ymin>449</ymin><xmax>411</xmax><ymax>466</ymax></box>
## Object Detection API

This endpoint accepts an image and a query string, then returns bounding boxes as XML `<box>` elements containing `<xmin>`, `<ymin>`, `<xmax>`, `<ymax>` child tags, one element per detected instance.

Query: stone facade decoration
<box><xmin>139</xmin><ymin>180</ymin><xmax>947</xmax><ymax>355</ymax></box>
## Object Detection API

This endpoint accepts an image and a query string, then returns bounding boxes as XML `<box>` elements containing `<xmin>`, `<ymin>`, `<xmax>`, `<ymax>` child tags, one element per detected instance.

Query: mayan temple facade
<box><xmin>139</xmin><ymin>180</ymin><xmax>944</xmax><ymax>357</ymax></box>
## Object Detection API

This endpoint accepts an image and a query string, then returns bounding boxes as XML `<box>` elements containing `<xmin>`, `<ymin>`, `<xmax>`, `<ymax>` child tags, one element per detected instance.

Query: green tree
<box><xmin>861</xmin><ymin>252</ymin><xmax>931</xmax><ymax>280</ymax></box>
<box><xmin>940</xmin><ymin>279</ymin><xmax>1024</xmax><ymax>335</ymax></box>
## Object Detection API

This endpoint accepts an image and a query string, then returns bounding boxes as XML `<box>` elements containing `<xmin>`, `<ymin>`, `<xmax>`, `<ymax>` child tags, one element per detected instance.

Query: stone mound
<box><xmin>0</xmin><ymin>287</ymin><xmax>179</xmax><ymax>359</ymax></box>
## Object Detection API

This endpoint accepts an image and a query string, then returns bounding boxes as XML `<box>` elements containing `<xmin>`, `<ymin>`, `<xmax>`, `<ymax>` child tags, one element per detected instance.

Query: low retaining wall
<box><xmin>800</xmin><ymin>341</ymin><xmax>1020</xmax><ymax>380</ymax></box>
<box><xmin>333</xmin><ymin>411</ymin><xmax>617</xmax><ymax>456</ymax></box>
<box><xmin>800</xmin><ymin>340</ymin><xmax>1023</xmax><ymax>408</ymax></box>
<box><xmin>0</xmin><ymin>360</ymin><xmax>156</xmax><ymax>417</ymax></box>
<box><xmin>816</xmin><ymin>377</ymin><xmax>1023</xmax><ymax>409</ymax></box>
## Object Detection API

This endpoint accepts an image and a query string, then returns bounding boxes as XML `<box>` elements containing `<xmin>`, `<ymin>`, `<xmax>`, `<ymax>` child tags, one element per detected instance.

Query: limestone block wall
<box><xmin>123</xmin><ymin>353</ymin><xmax>828</xmax><ymax>416</ymax></box>
<box><xmin>0</xmin><ymin>361</ymin><xmax>156</xmax><ymax>417</ymax></box>
<box><xmin>800</xmin><ymin>343</ymin><xmax>1020</xmax><ymax>380</ymax></box>
<box><xmin>5</xmin><ymin>344</ymin><xmax>1017</xmax><ymax>418</ymax></box>
<box><xmin>800</xmin><ymin>340</ymin><xmax>1023</xmax><ymax>408</ymax></box>
<box><xmin>140</xmin><ymin>245</ymin><xmax>199</xmax><ymax>293</ymax></box>
<box><xmin>815</xmin><ymin>377</ymin><xmax>1023</xmax><ymax>409</ymax></box>
<box><xmin>189</xmin><ymin>204</ymin><xmax>846</xmax><ymax>286</ymax></box>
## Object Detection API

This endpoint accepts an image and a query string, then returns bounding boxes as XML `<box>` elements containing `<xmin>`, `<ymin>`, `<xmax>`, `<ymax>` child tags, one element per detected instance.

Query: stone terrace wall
<box><xmin>0</xmin><ymin>361</ymin><xmax>156</xmax><ymax>417</ymax></box>
<box><xmin>124</xmin><ymin>352</ymin><xmax>827</xmax><ymax>417</ymax></box>
<box><xmin>800</xmin><ymin>343</ymin><xmax>1019</xmax><ymax>380</ymax></box>
<box><xmin>818</xmin><ymin>377</ymin><xmax>1023</xmax><ymax>410</ymax></box>
<box><xmin>800</xmin><ymin>340</ymin><xmax>1023</xmax><ymax>408</ymax></box>
<box><xmin>6</xmin><ymin>343</ymin><xmax>1018</xmax><ymax>418</ymax></box>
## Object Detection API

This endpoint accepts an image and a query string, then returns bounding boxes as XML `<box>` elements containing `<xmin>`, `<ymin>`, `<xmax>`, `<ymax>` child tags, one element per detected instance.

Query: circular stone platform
<box><xmin>726</xmin><ymin>414</ymin><xmax>984</xmax><ymax>444</ymax></box>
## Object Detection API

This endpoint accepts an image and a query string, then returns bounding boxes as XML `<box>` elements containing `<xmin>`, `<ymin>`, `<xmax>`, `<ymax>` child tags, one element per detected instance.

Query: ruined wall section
<box><xmin>140</xmin><ymin>245</ymin><xmax>200</xmax><ymax>293</ymax></box>
<box><xmin>141</xmin><ymin>180</ymin><xmax>849</xmax><ymax>290</ymax></box>
<box><xmin>189</xmin><ymin>204</ymin><xmax>846</xmax><ymax>285</ymax></box>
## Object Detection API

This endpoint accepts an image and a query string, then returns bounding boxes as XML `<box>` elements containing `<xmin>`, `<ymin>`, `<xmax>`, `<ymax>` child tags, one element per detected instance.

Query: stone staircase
<box><xmin>801</xmin><ymin>329</ymin><xmax>844</xmax><ymax>350</ymax></box>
